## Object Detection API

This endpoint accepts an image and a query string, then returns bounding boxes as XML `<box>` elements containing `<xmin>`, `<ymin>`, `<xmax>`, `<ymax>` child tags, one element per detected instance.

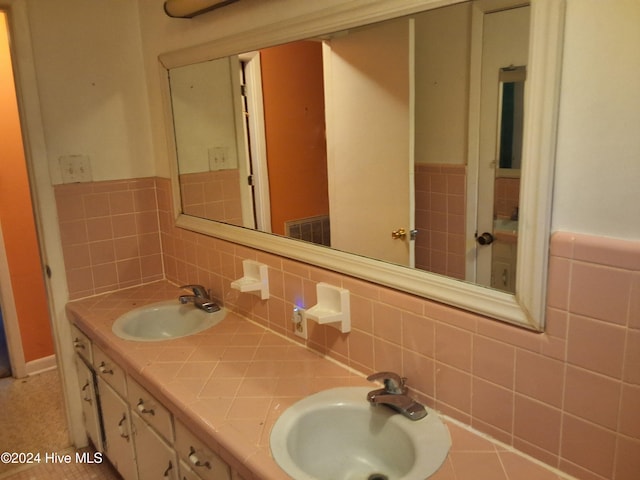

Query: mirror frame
<box><xmin>159</xmin><ymin>0</ymin><xmax>565</xmax><ymax>331</ymax></box>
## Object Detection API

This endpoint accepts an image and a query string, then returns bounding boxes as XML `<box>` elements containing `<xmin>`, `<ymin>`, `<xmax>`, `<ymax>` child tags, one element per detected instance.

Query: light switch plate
<box><xmin>59</xmin><ymin>155</ymin><xmax>92</xmax><ymax>183</ymax></box>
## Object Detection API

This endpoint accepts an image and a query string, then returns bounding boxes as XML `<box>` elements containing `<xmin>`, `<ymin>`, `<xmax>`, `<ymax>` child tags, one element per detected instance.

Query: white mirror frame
<box><xmin>159</xmin><ymin>0</ymin><xmax>565</xmax><ymax>331</ymax></box>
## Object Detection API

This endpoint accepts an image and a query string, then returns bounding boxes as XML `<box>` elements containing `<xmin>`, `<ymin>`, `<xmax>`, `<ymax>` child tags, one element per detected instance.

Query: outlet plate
<box><xmin>292</xmin><ymin>307</ymin><xmax>307</xmax><ymax>339</ymax></box>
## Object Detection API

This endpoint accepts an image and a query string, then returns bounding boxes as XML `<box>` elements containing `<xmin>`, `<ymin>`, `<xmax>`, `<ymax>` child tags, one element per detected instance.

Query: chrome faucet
<box><xmin>366</xmin><ymin>371</ymin><xmax>427</xmax><ymax>421</ymax></box>
<box><xmin>179</xmin><ymin>284</ymin><xmax>220</xmax><ymax>313</ymax></box>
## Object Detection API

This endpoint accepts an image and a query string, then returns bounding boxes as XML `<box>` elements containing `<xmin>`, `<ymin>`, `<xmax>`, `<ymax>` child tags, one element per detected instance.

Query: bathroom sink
<box><xmin>112</xmin><ymin>301</ymin><xmax>226</xmax><ymax>341</ymax></box>
<box><xmin>493</xmin><ymin>218</ymin><xmax>519</xmax><ymax>233</ymax></box>
<box><xmin>270</xmin><ymin>387</ymin><xmax>451</xmax><ymax>480</ymax></box>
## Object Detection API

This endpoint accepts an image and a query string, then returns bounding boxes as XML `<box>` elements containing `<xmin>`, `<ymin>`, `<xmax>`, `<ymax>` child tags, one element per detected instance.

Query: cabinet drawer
<box><xmin>71</xmin><ymin>324</ymin><xmax>93</xmax><ymax>364</ymax></box>
<box><xmin>175</xmin><ymin>420</ymin><xmax>230</xmax><ymax>480</ymax></box>
<box><xmin>127</xmin><ymin>377</ymin><xmax>174</xmax><ymax>443</ymax></box>
<box><xmin>93</xmin><ymin>344</ymin><xmax>127</xmax><ymax>397</ymax></box>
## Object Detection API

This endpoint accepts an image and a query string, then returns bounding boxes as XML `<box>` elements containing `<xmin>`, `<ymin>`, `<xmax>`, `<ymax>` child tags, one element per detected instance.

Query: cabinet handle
<box><xmin>118</xmin><ymin>414</ymin><xmax>129</xmax><ymax>440</ymax></box>
<box><xmin>98</xmin><ymin>362</ymin><xmax>113</xmax><ymax>375</ymax></box>
<box><xmin>188</xmin><ymin>447</ymin><xmax>211</xmax><ymax>469</ymax></box>
<box><xmin>81</xmin><ymin>381</ymin><xmax>92</xmax><ymax>404</ymax></box>
<box><xmin>73</xmin><ymin>338</ymin><xmax>85</xmax><ymax>349</ymax></box>
<box><xmin>136</xmin><ymin>399</ymin><xmax>155</xmax><ymax>416</ymax></box>
<box><xmin>163</xmin><ymin>460</ymin><xmax>173</xmax><ymax>478</ymax></box>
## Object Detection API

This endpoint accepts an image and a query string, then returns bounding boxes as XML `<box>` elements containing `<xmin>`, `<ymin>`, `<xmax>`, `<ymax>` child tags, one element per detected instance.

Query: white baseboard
<box><xmin>25</xmin><ymin>354</ymin><xmax>57</xmax><ymax>375</ymax></box>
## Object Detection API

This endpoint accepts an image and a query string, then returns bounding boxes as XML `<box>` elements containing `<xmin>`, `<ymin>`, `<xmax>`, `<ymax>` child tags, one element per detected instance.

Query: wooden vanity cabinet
<box><xmin>70</xmin><ymin>321</ymin><xmax>241</xmax><ymax>480</ymax></box>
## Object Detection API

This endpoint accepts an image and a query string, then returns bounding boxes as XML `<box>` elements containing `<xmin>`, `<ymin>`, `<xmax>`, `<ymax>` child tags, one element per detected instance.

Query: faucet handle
<box><xmin>366</xmin><ymin>371</ymin><xmax>407</xmax><ymax>394</ymax></box>
<box><xmin>180</xmin><ymin>284</ymin><xmax>209</xmax><ymax>298</ymax></box>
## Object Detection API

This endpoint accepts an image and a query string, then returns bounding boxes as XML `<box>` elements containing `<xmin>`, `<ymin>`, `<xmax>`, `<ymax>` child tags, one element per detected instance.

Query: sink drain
<box><xmin>367</xmin><ymin>475</ymin><xmax>388</xmax><ymax>480</ymax></box>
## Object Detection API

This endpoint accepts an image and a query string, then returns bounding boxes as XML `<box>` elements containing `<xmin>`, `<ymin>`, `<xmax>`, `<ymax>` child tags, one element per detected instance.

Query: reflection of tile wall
<box><xmin>494</xmin><ymin>177</ymin><xmax>520</xmax><ymax>219</ymax></box>
<box><xmin>54</xmin><ymin>179</ymin><xmax>163</xmax><ymax>299</ymax></box>
<box><xmin>414</xmin><ymin>164</ymin><xmax>466</xmax><ymax>279</ymax></box>
<box><xmin>156</xmin><ymin>177</ymin><xmax>640</xmax><ymax>480</ymax></box>
<box><xmin>179</xmin><ymin>170</ymin><xmax>243</xmax><ymax>226</ymax></box>
<box><xmin>285</xmin><ymin>215</ymin><xmax>330</xmax><ymax>246</ymax></box>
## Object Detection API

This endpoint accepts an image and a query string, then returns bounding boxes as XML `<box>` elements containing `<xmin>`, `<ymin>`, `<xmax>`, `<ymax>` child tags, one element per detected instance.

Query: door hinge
<box><xmin>45</xmin><ymin>265</ymin><xmax>52</xmax><ymax>279</ymax></box>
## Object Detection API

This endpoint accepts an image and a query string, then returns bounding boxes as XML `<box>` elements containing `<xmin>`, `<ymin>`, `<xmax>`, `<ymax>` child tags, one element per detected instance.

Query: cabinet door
<box><xmin>132</xmin><ymin>412</ymin><xmax>178</xmax><ymax>480</ymax></box>
<box><xmin>75</xmin><ymin>356</ymin><xmax>103</xmax><ymax>451</ymax></box>
<box><xmin>99</xmin><ymin>378</ymin><xmax>138</xmax><ymax>480</ymax></box>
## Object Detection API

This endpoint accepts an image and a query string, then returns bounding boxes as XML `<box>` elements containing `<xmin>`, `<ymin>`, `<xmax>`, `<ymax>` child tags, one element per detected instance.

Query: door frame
<box><xmin>0</xmin><ymin>0</ymin><xmax>86</xmax><ymax>446</ymax></box>
<box><xmin>465</xmin><ymin>0</ymin><xmax>529</xmax><ymax>284</ymax></box>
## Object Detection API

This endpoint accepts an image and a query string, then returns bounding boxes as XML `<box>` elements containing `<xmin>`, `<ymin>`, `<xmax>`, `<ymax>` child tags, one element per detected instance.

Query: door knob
<box><xmin>391</xmin><ymin>228</ymin><xmax>406</xmax><ymax>240</ymax></box>
<box><xmin>476</xmin><ymin>232</ymin><xmax>494</xmax><ymax>245</ymax></box>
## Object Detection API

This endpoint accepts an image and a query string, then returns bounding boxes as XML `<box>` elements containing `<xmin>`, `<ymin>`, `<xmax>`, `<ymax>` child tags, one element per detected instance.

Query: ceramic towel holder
<box><xmin>304</xmin><ymin>282</ymin><xmax>350</xmax><ymax>333</ymax></box>
<box><xmin>231</xmin><ymin>260</ymin><xmax>269</xmax><ymax>300</ymax></box>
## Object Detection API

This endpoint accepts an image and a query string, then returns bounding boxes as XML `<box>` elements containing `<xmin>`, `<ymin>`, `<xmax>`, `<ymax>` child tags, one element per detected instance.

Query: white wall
<box><xmin>552</xmin><ymin>0</ymin><xmax>640</xmax><ymax>240</ymax></box>
<box><xmin>26</xmin><ymin>0</ymin><xmax>154</xmax><ymax>182</ymax></box>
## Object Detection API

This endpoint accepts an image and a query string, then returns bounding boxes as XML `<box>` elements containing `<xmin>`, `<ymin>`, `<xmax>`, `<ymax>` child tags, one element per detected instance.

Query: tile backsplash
<box><xmin>55</xmin><ymin>179</ymin><xmax>163</xmax><ymax>299</ymax></box>
<box><xmin>57</xmin><ymin>177</ymin><xmax>640</xmax><ymax>480</ymax></box>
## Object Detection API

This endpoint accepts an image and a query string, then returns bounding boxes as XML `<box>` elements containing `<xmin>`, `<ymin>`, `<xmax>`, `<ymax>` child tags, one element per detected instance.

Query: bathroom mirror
<box><xmin>160</xmin><ymin>0</ymin><xmax>565</xmax><ymax>330</ymax></box>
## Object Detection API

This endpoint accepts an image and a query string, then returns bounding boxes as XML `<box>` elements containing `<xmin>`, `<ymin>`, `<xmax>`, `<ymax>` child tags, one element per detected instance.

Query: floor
<box><xmin>0</xmin><ymin>370</ymin><xmax>119</xmax><ymax>480</ymax></box>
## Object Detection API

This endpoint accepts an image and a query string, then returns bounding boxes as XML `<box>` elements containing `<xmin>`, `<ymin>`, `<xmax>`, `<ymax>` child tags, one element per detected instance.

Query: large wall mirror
<box><xmin>160</xmin><ymin>0</ymin><xmax>565</xmax><ymax>330</ymax></box>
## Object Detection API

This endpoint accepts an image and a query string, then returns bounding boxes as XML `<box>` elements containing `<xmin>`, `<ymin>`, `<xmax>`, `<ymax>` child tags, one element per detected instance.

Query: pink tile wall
<box><xmin>54</xmin><ymin>179</ymin><xmax>163</xmax><ymax>299</ymax></box>
<box><xmin>414</xmin><ymin>164</ymin><xmax>466</xmax><ymax>279</ymax></box>
<box><xmin>156</xmin><ymin>177</ymin><xmax>640</xmax><ymax>480</ymax></box>
<box><xmin>56</xmin><ymin>177</ymin><xmax>639</xmax><ymax>479</ymax></box>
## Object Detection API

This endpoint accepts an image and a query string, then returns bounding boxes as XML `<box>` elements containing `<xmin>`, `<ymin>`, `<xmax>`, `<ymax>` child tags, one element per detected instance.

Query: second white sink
<box><xmin>270</xmin><ymin>387</ymin><xmax>451</xmax><ymax>480</ymax></box>
<box><xmin>112</xmin><ymin>301</ymin><xmax>226</xmax><ymax>341</ymax></box>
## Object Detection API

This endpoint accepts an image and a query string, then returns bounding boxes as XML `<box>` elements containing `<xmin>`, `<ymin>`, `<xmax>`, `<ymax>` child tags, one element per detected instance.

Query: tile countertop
<box><xmin>66</xmin><ymin>281</ymin><xmax>572</xmax><ymax>480</ymax></box>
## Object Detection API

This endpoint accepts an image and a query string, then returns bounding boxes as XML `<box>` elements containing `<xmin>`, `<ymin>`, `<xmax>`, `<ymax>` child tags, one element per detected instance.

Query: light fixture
<box><xmin>164</xmin><ymin>0</ymin><xmax>239</xmax><ymax>19</ymax></box>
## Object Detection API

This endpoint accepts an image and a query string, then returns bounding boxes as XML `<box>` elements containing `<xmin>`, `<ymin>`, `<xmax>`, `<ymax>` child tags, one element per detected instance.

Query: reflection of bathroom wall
<box><xmin>260</xmin><ymin>41</ymin><xmax>329</xmax><ymax>236</ymax></box>
<box><xmin>494</xmin><ymin>177</ymin><xmax>520</xmax><ymax>220</ymax></box>
<box><xmin>413</xmin><ymin>4</ymin><xmax>469</xmax><ymax>278</ymax></box>
<box><xmin>179</xmin><ymin>170</ymin><xmax>242</xmax><ymax>225</ymax></box>
<box><xmin>170</xmin><ymin>58</ymin><xmax>240</xmax><ymax>175</ymax></box>
<box><xmin>414</xmin><ymin>164</ymin><xmax>466</xmax><ymax>278</ymax></box>
<box><xmin>414</xmin><ymin>3</ymin><xmax>470</xmax><ymax>167</ymax></box>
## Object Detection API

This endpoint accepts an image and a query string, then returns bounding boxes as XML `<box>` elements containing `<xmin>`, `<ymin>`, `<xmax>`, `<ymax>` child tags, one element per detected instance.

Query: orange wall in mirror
<box><xmin>260</xmin><ymin>41</ymin><xmax>329</xmax><ymax>235</ymax></box>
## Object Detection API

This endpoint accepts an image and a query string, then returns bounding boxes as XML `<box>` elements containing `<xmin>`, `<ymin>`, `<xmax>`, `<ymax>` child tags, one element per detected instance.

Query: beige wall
<box><xmin>25</xmin><ymin>0</ymin><xmax>155</xmax><ymax>183</ymax></box>
<box><xmin>552</xmin><ymin>0</ymin><xmax>640</xmax><ymax>240</ymax></box>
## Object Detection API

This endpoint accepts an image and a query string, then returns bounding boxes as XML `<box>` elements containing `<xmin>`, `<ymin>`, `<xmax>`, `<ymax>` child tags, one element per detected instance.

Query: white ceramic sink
<box><xmin>270</xmin><ymin>387</ymin><xmax>451</xmax><ymax>480</ymax></box>
<box><xmin>493</xmin><ymin>218</ymin><xmax>519</xmax><ymax>233</ymax></box>
<box><xmin>112</xmin><ymin>301</ymin><xmax>226</xmax><ymax>341</ymax></box>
